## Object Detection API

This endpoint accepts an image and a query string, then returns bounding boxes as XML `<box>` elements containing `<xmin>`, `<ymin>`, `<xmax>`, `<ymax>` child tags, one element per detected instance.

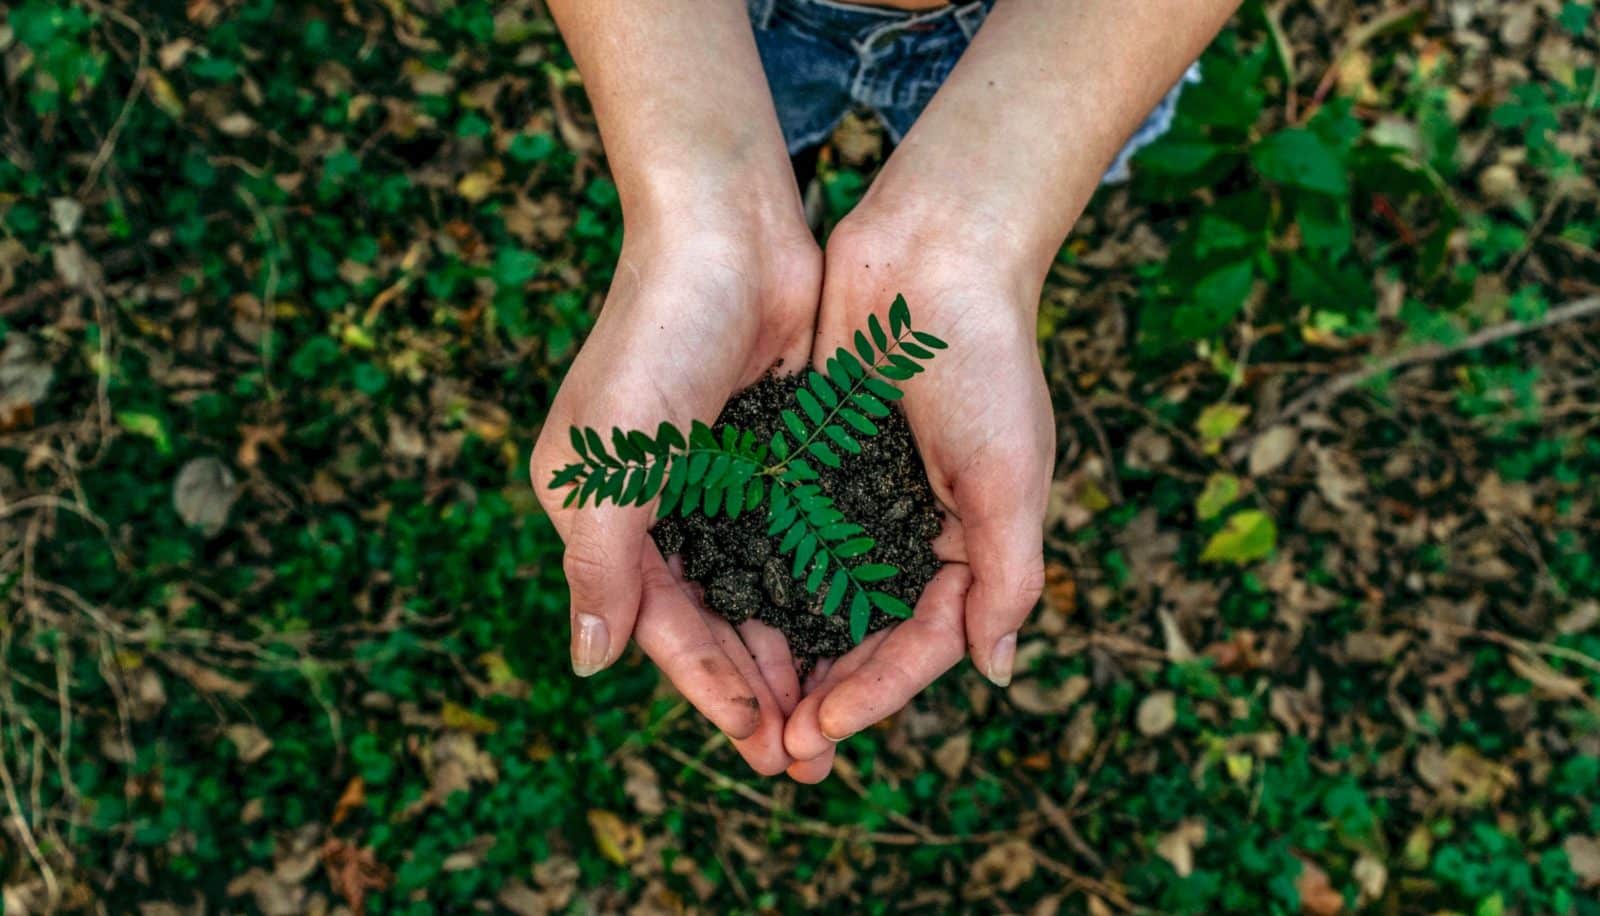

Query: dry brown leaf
<box><xmin>966</xmin><ymin>840</ymin><xmax>1037</xmax><ymax>897</ymax></box>
<box><xmin>224</xmin><ymin>724</ymin><xmax>272</xmax><ymax>764</ymax></box>
<box><xmin>1043</xmin><ymin>561</ymin><xmax>1077</xmax><ymax>618</ymax></box>
<box><xmin>320</xmin><ymin>838</ymin><xmax>391</xmax><ymax>916</ymax></box>
<box><xmin>1352</xmin><ymin>854</ymin><xmax>1387</xmax><ymax>903</ymax></box>
<box><xmin>1248</xmin><ymin>426</ymin><xmax>1298</xmax><ymax>476</ymax></box>
<box><xmin>495</xmin><ymin>881</ymin><xmax>547</xmax><ymax>916</ymax></box>
<box><xmin>1156</xmin><ymin>819</ymin><xmax>1207</xmax><ymax>877</ymax></box>
<box><xmin>1313</xmin><ymin>448</ymin><xmax>1365</xmax><ymax>511</ymax></box>
<box><xmin>934</xmin><ymin>733</ymin><xmax>972</xmax><ymax>779</ymax></box>
<box><xmin>426</xmin><ymin>731</ymin><xmax>498</xmax><ymax>806</ymax></box>
<box><xmin>1136</xmin><ymin>690</ymin><xmax>1177</xmax><ymax>736</ymax></box>
<box><xmin>174</xmin><ymin>456</ymin><xmax>239</xmax><ymax>536</ymax></box>
<box><xmin>164</xmin><ymin>655</ymin><xmax>253</xmax><ymax>699</ymax></box>
<box><xmin>225</xmin><ymin>868</ymin><xmax>304</xmax><ymax>916</ymax></box>
<box><xmin>332</xmin><ymin>776</ymin><xmax>366</xmax><ymax>826</ymax></box>
<box><xmin>622</xmin><ymin>757</ymin><xmax>665</xmax><ymax>817</ymax></box>
<box><xmin>532</xmin><ymin>854</ymin><xmax>580</xmax><ymax>903</ymax></box>
<box><xmin>1507</xmin><ymin>652</ymin><xmax>1587</xmax><ymax>701</ymax></box>
<box><xmin>1295</xmin><ymin>857</ymin><xmax>1343</xmax><ymax>915</ymax></box>
<box><xmin>1009</xmin><ymin>674</ymin><xmax>1089</xmax><ymax>716</ymax></box>
<box><xmin>1564</xmin><ymin>835</ymin><xmax>1600</xmax><ymax>885</ymax></box>
<box><xmin>1159</xmin><ymin>609</ymin><xmax>1196</xmax><ymax>662</ymax></box>
<box><xmin>1061</xmin><ymin>704</ymin><xmax>1097</xmax><ymax>763</ymax></box>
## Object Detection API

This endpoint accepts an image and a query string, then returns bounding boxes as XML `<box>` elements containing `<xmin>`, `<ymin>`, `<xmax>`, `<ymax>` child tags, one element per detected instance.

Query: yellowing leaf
<box><xmin>145</xmin><ymin>70</ymin><xmax>185</xmax><ymax>118</ymax></box>
<box><xmin>441</xmin><ymin>701</ymin><xmax>498</xmax><ymax>735</ymax></box>
<box><xmin>1077</xmin><ymin>477</ymin><xmax>1112</xmax><ymax>512</ymax></box>
<box><xmin>478</xmin><ymin>651</ymin><xmax>518</xmax><ymax>688</ymax></box>
<box><xmin>341</xmin><ymin>323</ymin><xmax>377</xmax><ymax>351</ymax></box>
<box><xmin>457</xmin><ymin>169</ymin><xmax>497</xmax><ymax>202</ymax></box>
<box><xmin>1201</xmin><ymin>510</ymin><xmax>1278</xmax><ymax>565</ymax></box>
<box><xmin>587</xmin><ymin>809</ymin><xmax>644</xmax><ymax>866</ymax></box>
<box><xmin>1195</xmin><ymin>403</ymin><xmax>1250</xmax><ymax>454</ymax></box>
<box><xmin>1225</xmin><ymin>752</ymin><xmax>1254</xmax><ymax>784</ymax></box>
<box><xmin>1196</xmin><ymin>473</ymin><xmax>1241</xmax><ymax>521</ymax></box>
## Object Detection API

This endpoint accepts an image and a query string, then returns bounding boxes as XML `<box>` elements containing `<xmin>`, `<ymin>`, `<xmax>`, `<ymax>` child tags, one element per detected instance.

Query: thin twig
<box><xmin>1302</xmin><ymin>2</ymin><xmax>1427</xmax><ymax>120</ymax></box>
<box><xmin>1264</xmin><ymin>1</ymin><xmax>1296</xmax><ymax>123</ymax></box>
<box><xmin>674</xmin><ymin>799</ymin><xmax>1025</xmax><ymax>848</ymax></box>
<box><xmin>78</xmin><ymin>1</ymin><xmax>150</xmax><ymax>196</ymax></box>
<box><xmin>656</xmin><ymin>742</ymin><xmax>1031</xmax><ymax>846</ymax></box>
<box><xmin>0</xmin><ymin>696</ymin><xmax>61</xmax><ymax>909</ymax></box>
<box><xmin>1274</xmin><ymin>295</ymin><xmax>1600</xmax><ymax>424</ymax></box>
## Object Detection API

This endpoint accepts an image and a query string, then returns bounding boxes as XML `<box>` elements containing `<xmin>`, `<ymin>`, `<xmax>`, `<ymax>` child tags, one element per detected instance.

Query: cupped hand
<box><xmin>782</xmin><ymin>210</ymin><xmax>1054</xmax><ymax>771</ymax></box>
<box><xmin>531</xmin><ymin>216</ymin><xmax>820</xmax><ymax>776</ymax></box>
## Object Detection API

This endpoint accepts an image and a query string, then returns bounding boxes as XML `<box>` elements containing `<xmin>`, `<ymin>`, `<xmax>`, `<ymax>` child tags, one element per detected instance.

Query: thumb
<box><xmin>562</xmin><ymin>508</ymin><xmax>648</xmax><ymax>676</ymax></box>
<box><xmin>956</xmin><ymin>457</ymin><xmax>1046</xmax><ymax>688</ymax></box>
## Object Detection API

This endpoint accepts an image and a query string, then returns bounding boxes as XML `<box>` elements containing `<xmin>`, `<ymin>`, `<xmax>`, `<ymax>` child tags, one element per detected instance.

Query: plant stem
<box><xmin>764</xmin><ymin>326</ymin><xmax>916</xmax><ymax>478</ymax></box>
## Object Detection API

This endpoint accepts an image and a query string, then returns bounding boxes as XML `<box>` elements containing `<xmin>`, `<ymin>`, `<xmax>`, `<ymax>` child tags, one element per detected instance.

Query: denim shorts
<box><xmin>747</xmin><ymin>0</ymin><xmax>1200</xmax><ymax>184</ymax></box>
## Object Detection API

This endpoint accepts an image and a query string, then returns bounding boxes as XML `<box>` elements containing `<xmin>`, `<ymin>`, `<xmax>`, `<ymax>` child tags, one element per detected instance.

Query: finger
<box><xmin>561</xmin><ymin>507</ymin><xmax>650</xmax><ymax>677</ymax></box>
<box><xmin>740</xmin><ymin>620</ymin><xmax>801</xmax><ymax>715</ymax></box>
<box><xmin>634</xmin><ymin>550</ymin><xmax>762</xmax><ymax>740</ymax></box>
<box><xmin>784</xmin><ymin>626</ymin><xmax>897</xmax><ymax>761</ymax></box>
<box><xmin>786</xmin><ymin>746</ymin><xmax>835</xmax><ymax>784</ymax></box>
<box><xmin>706</xmin><ymin>614</ymin><xmax>792</xmax><ymax>776</ymax></box>
<box><xmin>815</xmin><ymin>564</ymin><xmax>973</xmax><ymax>742</ymax></box>
<box><xmin>955</xmin><ymin>461</ymin><xmax>1047</xmax><ymax>688</ymax></box>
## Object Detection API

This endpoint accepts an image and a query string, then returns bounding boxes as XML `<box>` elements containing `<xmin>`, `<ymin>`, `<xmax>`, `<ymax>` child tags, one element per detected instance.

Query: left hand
<box><xmin>781</xmin><ymin>201</ymin><xmax>1054</xmax><ymax>776</ymax></box>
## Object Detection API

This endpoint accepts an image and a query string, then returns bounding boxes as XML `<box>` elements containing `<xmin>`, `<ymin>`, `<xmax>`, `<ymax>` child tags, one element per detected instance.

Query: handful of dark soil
<box><xmin>652</xmin><ymin>374</ymin><xmax>942</xmax><ymax>661</ymax></box>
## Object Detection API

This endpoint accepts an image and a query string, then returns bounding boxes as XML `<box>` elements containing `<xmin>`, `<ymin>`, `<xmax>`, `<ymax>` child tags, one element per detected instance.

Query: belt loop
<box><xmin>955</xmin><ymin>0</ymin><xmax>990</xmax><ymax>40</ymax></box>
<box><xmin>748</xmin><ymin>0</ymin><xmax>776</xmax><ymax>30</ymax></box>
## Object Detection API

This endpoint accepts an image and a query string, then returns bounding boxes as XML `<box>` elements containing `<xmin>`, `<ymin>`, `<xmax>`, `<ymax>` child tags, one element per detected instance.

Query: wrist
<box><xmin>616</xmin><ymin>139</ymin><xmax>805</xmax><ymax>235</ymax></box>
<box><xmin>831</xmin><ymin>190</ymin><xmax>1052</xmax><ymax>324</ymax></box>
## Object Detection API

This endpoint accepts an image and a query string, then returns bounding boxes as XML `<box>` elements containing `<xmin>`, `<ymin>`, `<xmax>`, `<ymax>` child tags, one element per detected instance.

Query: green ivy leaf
<box><xmin>1251</xmin><ymin>127</ymin><xmax>1349</xmax><ymax>196</ymax></box>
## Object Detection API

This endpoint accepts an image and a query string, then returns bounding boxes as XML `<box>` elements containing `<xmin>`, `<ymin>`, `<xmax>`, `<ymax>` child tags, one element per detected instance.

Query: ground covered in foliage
<box><xmin>2</xmin><ymin>0</ymin><xmax>1598</xmax><ymax>913</ymax></box>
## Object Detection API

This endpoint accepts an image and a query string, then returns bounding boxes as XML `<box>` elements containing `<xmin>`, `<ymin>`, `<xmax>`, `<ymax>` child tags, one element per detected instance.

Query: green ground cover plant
<box><xmin>1</xmin><ymin>0</ymin><xmax>1597</xmax><ymax>913</ymax></box>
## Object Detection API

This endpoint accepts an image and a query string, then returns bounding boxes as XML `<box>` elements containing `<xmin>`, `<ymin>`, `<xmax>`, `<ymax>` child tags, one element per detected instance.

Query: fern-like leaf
<box><xmin>547</xmin><ymin>294</ymin><xmax>947</xmax><ymax>645</ymax></box>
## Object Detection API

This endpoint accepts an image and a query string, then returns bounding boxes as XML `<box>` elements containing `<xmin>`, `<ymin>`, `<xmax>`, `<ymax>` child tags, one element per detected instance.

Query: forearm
<box><xmin>547</xmin><ymin>0</ymin><xmax>801</xmax><ymax>232</ymax></box>
<box><xmin>864</xmin><ymin>0</ymin><xmax>1241</xmax><ymax>283</ymax></box>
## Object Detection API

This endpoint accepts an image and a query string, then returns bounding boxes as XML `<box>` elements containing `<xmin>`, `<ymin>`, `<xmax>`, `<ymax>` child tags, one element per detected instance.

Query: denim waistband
<box><xmin>749</xmin><ymin>0</ymin><xmax>989</xmax><ymax>42</ymax></box>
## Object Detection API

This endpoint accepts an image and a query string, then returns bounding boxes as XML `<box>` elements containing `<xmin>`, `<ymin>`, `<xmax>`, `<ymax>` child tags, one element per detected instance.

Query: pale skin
<box><xmin>531</xmin><ymin>0</ymin><xmax>1242</xmax><ymax>781</ymax></box>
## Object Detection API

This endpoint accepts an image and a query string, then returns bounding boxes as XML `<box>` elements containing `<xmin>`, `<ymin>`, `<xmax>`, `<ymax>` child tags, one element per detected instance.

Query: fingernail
<box><xmin>988</xmin><ymin>631</ymin><xmax>1018</xmax><ymax>688</ymax></box>
<box><xmin>821</xmin><ymin>727</ymin><xmax>853</xmax><ymax>743</ymax></box>
<box><xmin>572</xmin><ymin>613</ymin><xmax>610</xmax><ymax>677</ymax></box>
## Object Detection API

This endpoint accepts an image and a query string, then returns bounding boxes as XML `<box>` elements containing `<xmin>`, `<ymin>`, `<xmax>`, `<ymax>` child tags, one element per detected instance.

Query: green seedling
<box><xmin>548</xmin><ymin>294</ymin><xmax>945</xmax><ymax>642</ymax></box>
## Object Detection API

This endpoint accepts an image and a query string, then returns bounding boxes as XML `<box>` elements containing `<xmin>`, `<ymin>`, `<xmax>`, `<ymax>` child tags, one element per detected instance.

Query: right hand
<box><xmin>530</xmin><ymin>212</ymin><xmax>820</xmax><ymax>776</ymax></box>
